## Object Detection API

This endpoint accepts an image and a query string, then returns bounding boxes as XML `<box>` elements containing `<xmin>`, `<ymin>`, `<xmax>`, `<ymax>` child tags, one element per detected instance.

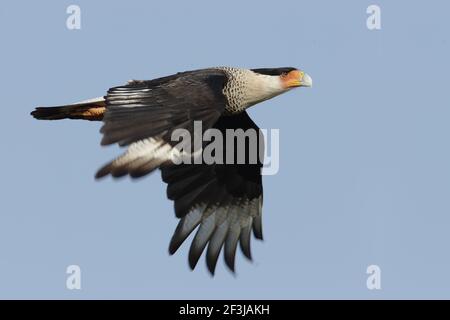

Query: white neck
<box><xmin>243</xmin><ymin>71</ymin><xmax>286</xmax><ymax>108</ymax></box>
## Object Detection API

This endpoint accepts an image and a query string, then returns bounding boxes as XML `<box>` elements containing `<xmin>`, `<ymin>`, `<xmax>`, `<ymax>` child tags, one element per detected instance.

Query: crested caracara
<box><xmin>31</xmin><ymin>67</ymin><xmax>312</xmax><ymax>275</ymax></box>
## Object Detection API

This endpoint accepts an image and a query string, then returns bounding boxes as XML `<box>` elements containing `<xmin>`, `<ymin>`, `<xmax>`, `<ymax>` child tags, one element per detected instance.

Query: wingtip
<box><xmin>241</xmin><ymin>250</ymin><xmax>253</xmax><ymax>261</ymax></box>
<box><xmin>189</xmin><ymin>246</ymin><xmax>205</xmax><ymax>271</ymax></box>
<box><xmin>189</xmin><ymin>257</ymin><xmax>199</xmax><ymax>271</ymax></box>
<box><xmin>168</xmin><ymin>241</ymin><xmax>179</xmax><ymax>256</ymax></box>
<box><xmin>253</xmin><ymin>223</ymin><xmax>264</xmax><ymax>240</ymax></box>
<box><xmin>207</xmin><ymin>266</ymin><xmax>216</xmax><ymax>277</ymax></box>
<box><xmin>227</xmin><ymin>265</ymin><xmax>237</xmax><ymax>276</ymax></box>
<box><xmin>95</xmin><ymin>163</ymin><xmax>113</xmax><ymax>179</ymax></box>
<box><xmin>224</xmin><ymin>256</ymin><xmax>236</xmax><ymax>274</ymax></box>
<box><xmin>95</xmin><ymin>170</ymin><xmax>108</xmax><ymax>180</ymax></box>
<box><xmin>206</xmin><ymin>258</ymin><xmax>218</xmax><ymax>276</ymax></box>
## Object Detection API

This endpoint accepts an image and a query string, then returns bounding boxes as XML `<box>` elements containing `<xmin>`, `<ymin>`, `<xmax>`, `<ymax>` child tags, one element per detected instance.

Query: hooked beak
<box><xmin>282</xmin><ymin>70</ymin><xmax>313</xmax><ymax>89</ymax></box>
<box><xmin>301</xmin><ymin>72</ymin><xmax>313</xmax><ymax>87</ymax></box>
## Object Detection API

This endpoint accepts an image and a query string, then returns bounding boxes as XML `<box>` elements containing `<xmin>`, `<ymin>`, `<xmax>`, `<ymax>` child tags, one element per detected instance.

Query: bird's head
<box><xmin>251</xmin><ymin>67</ymin><xmax>313</xmax><ymax>90</ymax></box>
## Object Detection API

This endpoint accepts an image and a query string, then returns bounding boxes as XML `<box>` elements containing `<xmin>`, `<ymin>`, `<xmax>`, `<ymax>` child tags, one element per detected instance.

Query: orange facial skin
<box><xmin>280</xmin><ymin>70</ymin><xmax>303</xmax><ymax>89</ymax></box>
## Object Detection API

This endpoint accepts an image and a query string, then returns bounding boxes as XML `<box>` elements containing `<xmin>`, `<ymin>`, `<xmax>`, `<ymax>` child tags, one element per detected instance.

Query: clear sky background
<box><xmin>1</xmin><ymin>0</ymin><xmax>449</xmax><ymax>299</ymax></box>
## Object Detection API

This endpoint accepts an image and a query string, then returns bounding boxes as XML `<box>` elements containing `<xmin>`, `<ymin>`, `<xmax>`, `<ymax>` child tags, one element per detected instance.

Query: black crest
<box><xmin>251</xmin><ymin>67</ymin><xmax>297</xmax><ymax>76</ymax></box>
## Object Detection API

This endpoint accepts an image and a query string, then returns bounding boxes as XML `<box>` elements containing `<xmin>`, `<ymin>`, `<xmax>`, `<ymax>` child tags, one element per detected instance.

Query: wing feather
<box><xmin>162</xmin><ymin>112</ymin><xmax>264</xmax><ymax>275</ymax></box>
<box><xmin>96</xmin><ymin>69</ymin><xmax>228</xmax><ymax>179</ymax></box>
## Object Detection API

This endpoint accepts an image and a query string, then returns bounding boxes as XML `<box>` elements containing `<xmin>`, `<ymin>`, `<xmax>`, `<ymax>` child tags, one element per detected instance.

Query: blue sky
<box><xmin>0</xmin><ymin>0</ymin><xmax>449</xmax><ymax>299</ymax></box>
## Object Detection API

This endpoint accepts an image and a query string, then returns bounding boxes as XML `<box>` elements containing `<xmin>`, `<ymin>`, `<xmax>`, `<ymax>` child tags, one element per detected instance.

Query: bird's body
<box><xmin>31</xmin><ymin>66</ymin><xmax>312</xmax><ymax>275</ymax></box>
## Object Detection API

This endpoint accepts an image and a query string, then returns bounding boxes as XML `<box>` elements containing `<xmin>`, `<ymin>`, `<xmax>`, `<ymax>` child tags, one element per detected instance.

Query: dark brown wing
<box><xmin>96</xmin><ymin>68</ymin><xmax>228</xmax><ymax>178</ymax></box>
<box><xmin>161</xmin><ymin>112</ymin><xmax>264</xmax><ymax>274</ymax></box>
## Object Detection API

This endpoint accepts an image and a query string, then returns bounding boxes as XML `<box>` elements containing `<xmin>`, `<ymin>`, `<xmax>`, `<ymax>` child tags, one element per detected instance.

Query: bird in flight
<box><xmin>31</xmin><ymin>67</ymin><xmax>312</xmax><ymax>275</ymax></box>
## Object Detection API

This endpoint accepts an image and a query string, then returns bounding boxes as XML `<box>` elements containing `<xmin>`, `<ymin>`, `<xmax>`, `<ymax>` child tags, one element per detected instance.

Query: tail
<box><xmin>31</xmin><ymin>97</ymin><xmax>106</xmax><ymax>121</ymax></box>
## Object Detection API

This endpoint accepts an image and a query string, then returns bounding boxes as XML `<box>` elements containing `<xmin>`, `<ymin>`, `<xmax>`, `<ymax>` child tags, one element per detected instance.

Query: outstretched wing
<box><xmin>96</xmin><ymin>68</ymin><xmax>228</xmax><ymax>178</ymax></box>
<box><xmin>161</xmin><ymin>112</ymin><xmax>264</xmax><ymax>274</ymax></box>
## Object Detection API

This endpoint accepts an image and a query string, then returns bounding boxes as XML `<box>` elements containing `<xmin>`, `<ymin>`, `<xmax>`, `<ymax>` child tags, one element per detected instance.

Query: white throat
<box><xmin>240</xmin><ymin>71</ymin><xmax>285</xmax><ymax>109</ymax></box>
